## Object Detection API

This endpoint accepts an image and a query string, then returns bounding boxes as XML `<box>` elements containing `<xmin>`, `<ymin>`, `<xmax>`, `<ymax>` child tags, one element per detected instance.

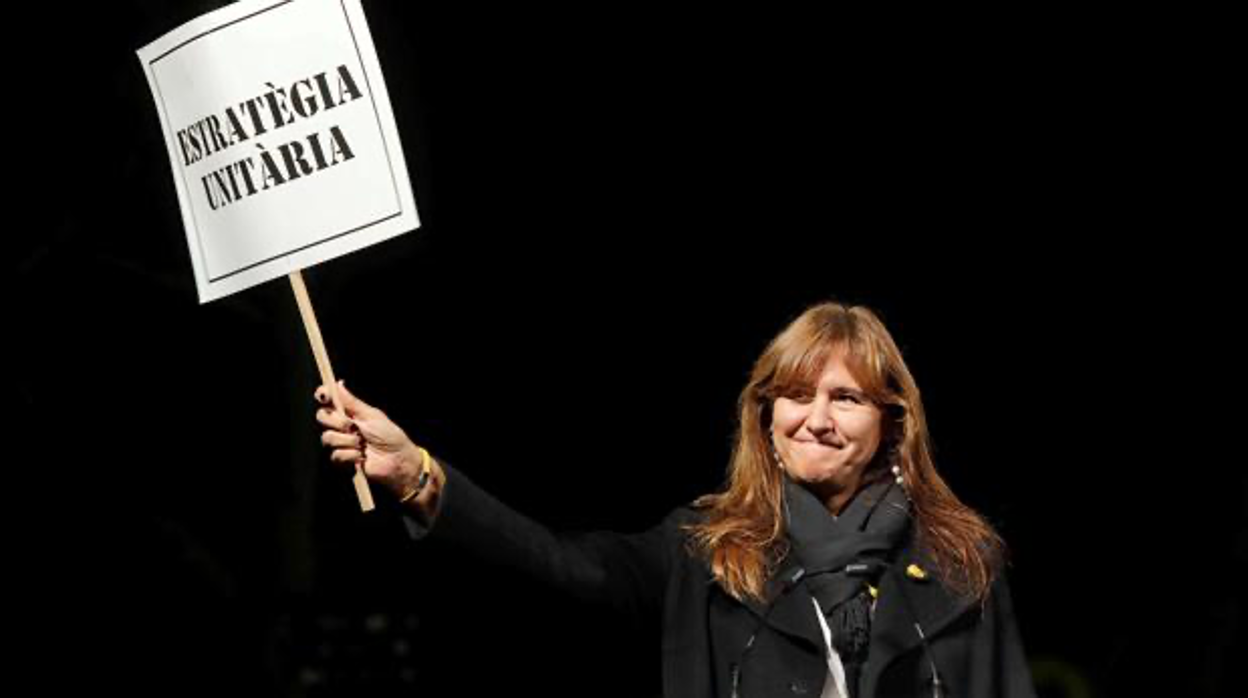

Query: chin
<box><xmin>793</xmin><ymin>459</ymin><xmax>863</xmax><ymax>486</ymax></box>
<box><xmin>792</xmin><ymin>464</ymin><xmax>854</xmax><ymax>490</ymax></box>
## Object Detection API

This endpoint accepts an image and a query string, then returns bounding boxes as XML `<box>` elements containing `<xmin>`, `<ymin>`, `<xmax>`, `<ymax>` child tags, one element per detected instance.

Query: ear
<box><xmin>880</xmin><ymin>403</ymin><xmax>905</xmax><ymax>442</ymax></box>
<box><xmin>758</xmin><ymin>396</ymin><xmax>774</xmax><ymax>430</ymax></box>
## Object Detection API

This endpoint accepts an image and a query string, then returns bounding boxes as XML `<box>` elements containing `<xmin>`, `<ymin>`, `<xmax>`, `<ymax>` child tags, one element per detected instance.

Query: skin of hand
<box><xmin>315</xmin><ymin>380</ymin><xmax>427</xmax><ymax>498</ymax></box>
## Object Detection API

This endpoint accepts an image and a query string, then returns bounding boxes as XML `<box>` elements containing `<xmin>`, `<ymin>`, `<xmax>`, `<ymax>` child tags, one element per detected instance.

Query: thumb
<box><xmin>335</xmin><ymin>379</ymin><xmax>372</xmax><ymax>419</ymax></box>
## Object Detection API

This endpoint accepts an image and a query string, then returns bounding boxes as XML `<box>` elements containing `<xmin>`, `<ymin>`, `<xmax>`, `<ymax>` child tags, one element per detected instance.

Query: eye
<box><xmin>834</xmin><ymin>391</ymin><xmax>865</xmax><ymax>405</ymax></box>
<box><xmin>782</xmin><ymin>389</ymin><xmax>815</xmax><ymax>404</ymax></box>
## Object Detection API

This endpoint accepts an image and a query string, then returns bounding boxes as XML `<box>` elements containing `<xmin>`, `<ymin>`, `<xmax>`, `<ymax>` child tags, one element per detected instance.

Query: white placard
<box><xmin>137</xmin><ymin>0</ymin><xmax>419</xmax><ymax>303</ymax></box>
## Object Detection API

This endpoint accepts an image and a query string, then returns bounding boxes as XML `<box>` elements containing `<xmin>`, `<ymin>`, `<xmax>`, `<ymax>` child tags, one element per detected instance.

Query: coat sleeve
<box><xmin>971</xmin><ymin>575</ymin><xmax>1037</xmax><ymax>698</ymax></box>
<box><xmin>401</xmin><ymin>462</ymin><xmax>687</xmax><ymax>620</ymax></box>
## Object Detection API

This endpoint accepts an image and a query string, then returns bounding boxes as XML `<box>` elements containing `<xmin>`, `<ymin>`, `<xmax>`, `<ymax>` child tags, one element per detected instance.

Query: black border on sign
<box><xmin>148</xmin><ymin>0</ymin><xmax>405</xmax><ymax>285</ymax></box>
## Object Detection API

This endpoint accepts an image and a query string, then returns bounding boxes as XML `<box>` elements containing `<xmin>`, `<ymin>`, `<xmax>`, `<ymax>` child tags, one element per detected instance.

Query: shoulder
<box><xmin>650</xmin><ymin>504</ymin><xmax>710</xmax><ymax>563</ymax></box>
<box><xmin>646</xmin><ymin>504</ymin><xmax>703</xmax><ymax>550</ymax></box>
<box><xmin>659</xmin><ymin>502</ymin><xmax>718</xmax><ymax>549</ymax></box>
<box><xmin>662</xmin><ymin>503</ymin><xmax>705</xmax><ymax>528</ymax></box>
<box><xmin>668</xmin><ymin>504</ymin><xmax>724</xmax><ymax>579</ymax></box>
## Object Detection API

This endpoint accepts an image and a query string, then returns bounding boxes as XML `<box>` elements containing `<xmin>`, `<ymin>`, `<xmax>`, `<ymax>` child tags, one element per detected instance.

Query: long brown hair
<box><xmin>687</xmin><ymin>302</ymin><xmax>1004</xmax><ymax>603</ymax></box>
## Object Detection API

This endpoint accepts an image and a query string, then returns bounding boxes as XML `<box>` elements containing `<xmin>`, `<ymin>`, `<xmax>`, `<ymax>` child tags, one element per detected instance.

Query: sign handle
<box><xmin>289</xmin><ymin>270</ymin><xmax>375</xmax><ymax>512</ymax></box>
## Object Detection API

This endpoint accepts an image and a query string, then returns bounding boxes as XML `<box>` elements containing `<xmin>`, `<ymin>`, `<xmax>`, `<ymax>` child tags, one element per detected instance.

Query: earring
<box><xmin>890</xmin><ymin>462</ymin><xmax>915</xmax><ymax>504</ymax></box>
<box><xmin>770</xmin><ymin>438</ymin><xmax>785</xmax><ymax>470</ymax></box>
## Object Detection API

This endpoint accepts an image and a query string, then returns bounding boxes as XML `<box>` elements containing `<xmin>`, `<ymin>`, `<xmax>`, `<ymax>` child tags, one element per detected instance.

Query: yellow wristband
<box><xmin>398</xmin><ymin>447</ymin><xmax>432</xmax><ymax>504</ymax></box>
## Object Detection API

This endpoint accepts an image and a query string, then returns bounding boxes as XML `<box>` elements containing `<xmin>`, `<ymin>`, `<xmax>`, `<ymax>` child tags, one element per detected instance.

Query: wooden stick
<box><xmin>289</xmin><ymin>270</ymin><xmax>375</xmax><ymax>512</ymax></box>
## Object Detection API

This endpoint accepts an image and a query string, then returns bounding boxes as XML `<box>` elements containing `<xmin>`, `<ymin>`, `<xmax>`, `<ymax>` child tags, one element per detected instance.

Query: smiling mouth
<box><xmin>795</xmin><ymin>440</ymin><xmax>844</xmax><ymax>449</ymax></box>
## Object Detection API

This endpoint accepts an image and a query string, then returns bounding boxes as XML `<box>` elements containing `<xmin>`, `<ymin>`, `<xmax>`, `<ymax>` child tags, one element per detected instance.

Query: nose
<box><xmin>804</xmin><ymin>397</ymin><xmax>835</xmax><ymax>436</ymax></box>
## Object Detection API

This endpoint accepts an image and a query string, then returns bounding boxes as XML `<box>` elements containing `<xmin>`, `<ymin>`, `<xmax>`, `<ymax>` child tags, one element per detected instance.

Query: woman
<box><xmin>315</xmin><ymin>302</ymin><xmax>1036</xmax><ymax>697</ymax></box>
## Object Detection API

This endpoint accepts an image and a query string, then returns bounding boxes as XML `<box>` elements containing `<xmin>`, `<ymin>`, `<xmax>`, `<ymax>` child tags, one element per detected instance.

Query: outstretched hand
<box><xmin>315</xmin><ymin>380</ymin><xmax>425</xmax><ymax>497</ymax></box>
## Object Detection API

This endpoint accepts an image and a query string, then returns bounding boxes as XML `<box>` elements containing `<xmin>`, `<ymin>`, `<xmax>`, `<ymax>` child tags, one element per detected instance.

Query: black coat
<box><xmin>412</xmin><ymin>464</ymin><xmax>1037</xmax><ymax>698</ymax></box>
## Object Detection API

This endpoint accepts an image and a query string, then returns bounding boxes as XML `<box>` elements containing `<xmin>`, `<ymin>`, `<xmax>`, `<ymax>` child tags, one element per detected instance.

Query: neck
<box><xmin>781</xmin><ymin>464</ymin><xmax>874</xmax><ymax>517</ymax></box>
<box><xmin>807</xmin><ymin>480</ymin><xmax>862</xmax><ymax>517</ymax></box>
<box><xmin>825</xmin><ymin>490</ymin><xmax>853</xmax><ymax>516</ymax></box>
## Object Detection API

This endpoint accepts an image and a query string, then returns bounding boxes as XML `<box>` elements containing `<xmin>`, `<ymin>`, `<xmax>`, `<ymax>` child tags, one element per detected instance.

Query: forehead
<box><xmin>812</xmin><ymin>349</ymin><xmax>864</xmax><ymax>389</ymax></box>
<box><xmin>775</xmin><ymin>342</ymin><xmax>868</xmax><ymax>391</ymax></box>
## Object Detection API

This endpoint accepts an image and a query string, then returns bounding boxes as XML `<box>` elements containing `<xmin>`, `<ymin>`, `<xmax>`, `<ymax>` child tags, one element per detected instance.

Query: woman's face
<box><xmin>770</xmin><ymin>349</ymin><xmax>884</xmax><ymax>513</ymax></box>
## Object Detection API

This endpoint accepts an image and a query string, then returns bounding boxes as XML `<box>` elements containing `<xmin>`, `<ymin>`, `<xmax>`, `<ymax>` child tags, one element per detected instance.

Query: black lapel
<box><xmin>739</xmin><ymin>557</ymin><xmax>826</xmax><ymax>651</ymax></box>
<box><xmin>860</xmin><ymin>543</ymin><xmax>978</xmax><ymax>695</ymax></box>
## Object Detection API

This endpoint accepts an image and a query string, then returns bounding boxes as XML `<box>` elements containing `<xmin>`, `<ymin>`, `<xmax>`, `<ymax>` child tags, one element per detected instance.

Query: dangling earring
<box><xmin>770</xmin><ymin>437</ymin><xmax>786</xmax><ymax>471</ymax></box>
<box><xmin>889</xmin><ymin>451</ymin><xmax>913</xmax><ymax>503</ymax></box>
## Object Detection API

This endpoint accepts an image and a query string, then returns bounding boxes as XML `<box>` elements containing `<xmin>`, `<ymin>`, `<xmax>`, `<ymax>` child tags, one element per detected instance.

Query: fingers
<box><xmin>316</xmin><ymin>407</ymin><xmax>354</xmax><ymax>432</ymax></box>
<box><xmin>321</xmin><ymin>425</ymin><xmax>364</xmax><ymax>467</ymax></box>
<box><xmin>319</xmin><ymin>412</ymin><xmax>362</xmax><ymax>466</ymax></box>
<box><xmin>322</xmin><ymin>429</ymin><xmax>363</xmax><ymax>449</ymax></box>
<box><xmin>313</xmin><ymin>380</ymin><xmax>382</xmax><ymax>470</ymax></box>
<box><xmin>313</xmin><ymin>381</ymin><xmax>352</xmax><ymax>412</ymax></box>
<box><xmin>314</xmin><ymin>380</ymin><xmax>377</xmax><ymax>420</ymax></box>
<box><xmin>314</xmin><ymin>384</ymin><xmax>332</xmax><ymax>406</ymax></box>
<box><xmin>329</xmin><ymin>447</ymin><xmax>364</xmax><ymax>465</ymax></box>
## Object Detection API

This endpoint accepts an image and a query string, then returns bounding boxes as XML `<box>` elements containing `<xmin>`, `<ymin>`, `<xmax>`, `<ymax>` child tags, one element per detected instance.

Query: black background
<box><xmin>12</xmin><ymin>2</ymin><xmax>1240</xmax><ymax>697</ymax></box>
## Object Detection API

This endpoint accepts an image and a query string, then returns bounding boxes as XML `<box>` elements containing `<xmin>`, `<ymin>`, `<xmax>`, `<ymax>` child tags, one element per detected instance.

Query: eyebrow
<box><xmin>786</xmin><ymin>383</ymin><xmax>865</xmax><ymax>396</ymax></box>
<box><xmin>827</xmin><ymin>386</ymin><xmax>868</xmax><ymax>398</ymax></box>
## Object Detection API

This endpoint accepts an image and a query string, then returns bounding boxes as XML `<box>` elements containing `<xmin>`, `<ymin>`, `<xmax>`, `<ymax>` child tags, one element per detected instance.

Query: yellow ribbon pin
<box><xmin>906</xmin><ymin>563</ymin><xmax>928</xmax><ymax>581</ymax></box>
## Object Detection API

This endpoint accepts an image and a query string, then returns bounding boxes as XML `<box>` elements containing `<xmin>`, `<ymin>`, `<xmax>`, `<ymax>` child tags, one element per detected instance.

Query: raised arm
<box><xmin>313</xmin><ymin>381</ymin><xmax>685</xmax><ymax>618</ymax></box>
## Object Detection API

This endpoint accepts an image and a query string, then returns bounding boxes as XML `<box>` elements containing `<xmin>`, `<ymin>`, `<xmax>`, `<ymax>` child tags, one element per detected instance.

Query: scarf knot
<box><xmin>783</xmin><ymin>477</ymin><xmax>911</xmax><ymax>696</ymax></box>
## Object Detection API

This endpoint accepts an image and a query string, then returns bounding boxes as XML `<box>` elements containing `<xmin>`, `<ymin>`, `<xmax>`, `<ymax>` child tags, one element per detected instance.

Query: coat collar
<box><xmin>735</xmin><ymin>534</ymin><xmax>979</xmax><ymax>657</ymax></box>
<box><xmin>668</xmin><ymin>553</ymin><xmax>828</xmax><ymax>698</ymax></box>
<box><xmin>859</xmin><ymin>539</ymin><xmax>980</xmax><ymax>696</ymax></box>
<box><xmin>739</xmin><ymin>554</ymin><xmax>826</xmax><ymax>649</ymax></box>
<box><xmin>737</xmin><ymin>534</ymin><xmax>981</xmax><ymax>688</ymax></box>
<box><xmin>666</xmin><ymin>524</ymin><xmax>981</xmax><ymax>698</ymax></box>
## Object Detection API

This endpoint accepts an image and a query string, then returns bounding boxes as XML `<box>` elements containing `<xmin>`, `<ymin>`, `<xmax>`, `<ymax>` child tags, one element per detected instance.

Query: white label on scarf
<box><xmin>813</xmin><ymin>597</ymin><xmax>850</xmax><ymax>698</ymax></box>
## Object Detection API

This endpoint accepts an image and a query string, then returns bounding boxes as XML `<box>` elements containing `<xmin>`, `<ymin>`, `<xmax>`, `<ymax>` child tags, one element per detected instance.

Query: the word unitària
<box><xmin>174</xmin><ymin>65</ymin><xmax>366</xmax><ymax>212</ymax></box>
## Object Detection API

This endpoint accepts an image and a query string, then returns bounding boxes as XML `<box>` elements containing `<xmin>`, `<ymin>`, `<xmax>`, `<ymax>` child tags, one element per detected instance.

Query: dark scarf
<box><xmin>783</xmin><ymin>476</ymin><xmax>911</xmax><ymax>696</ymax></box>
